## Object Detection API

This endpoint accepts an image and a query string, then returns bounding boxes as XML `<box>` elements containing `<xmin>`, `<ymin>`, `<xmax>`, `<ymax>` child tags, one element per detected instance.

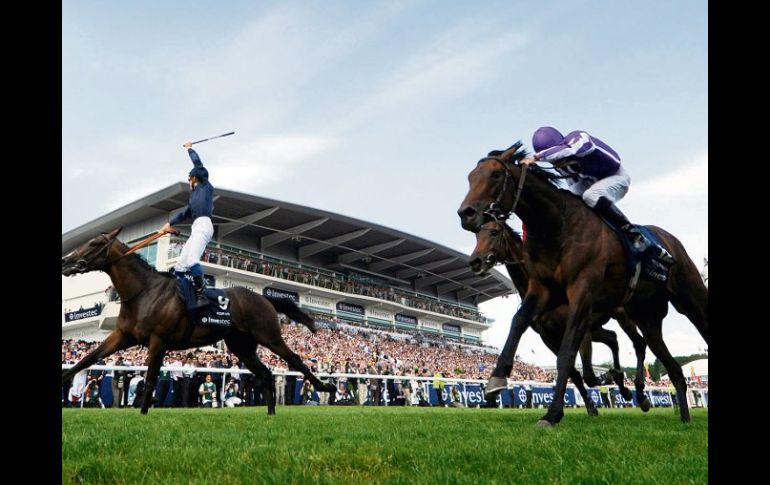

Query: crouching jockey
<box><xmin>524</xmin><ymin>126</ymin><xmax>674</xmax><ymax>264</ymax></box>
<box><xmin>159</xmin><ymin>141</ymin><xmax>215</xmax><ymax>307</ymax></box>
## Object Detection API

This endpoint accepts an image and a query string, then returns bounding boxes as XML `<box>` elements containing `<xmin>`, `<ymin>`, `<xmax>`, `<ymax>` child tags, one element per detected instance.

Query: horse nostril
<box><xmin>459</xmin><ymin>206</ymin><xmax>477</xmax><ymax>219</ymax></box>
<box><xmin>485</xmin><ymin>255</ymin><xmax>497</xmax><ymax>265</ymax></box>
<box><xmin>469</xmin><ymin>257</ymin><xmax>481</xmax><ymax>271</ymax></box>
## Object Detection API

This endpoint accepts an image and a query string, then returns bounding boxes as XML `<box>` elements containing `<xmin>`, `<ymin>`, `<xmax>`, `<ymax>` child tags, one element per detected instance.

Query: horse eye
<box><xmin>491</xmin><ymin>170</ymin><xmax>503</xmax><ymax>179</ymax></box>
<box><xmin>491</xmin><ymin>230</ymin><xmax>500</xmax><ymax>237</ymax></box>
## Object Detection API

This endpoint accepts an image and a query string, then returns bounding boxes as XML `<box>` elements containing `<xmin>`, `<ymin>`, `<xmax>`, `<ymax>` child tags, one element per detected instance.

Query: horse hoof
<box><xmin>588</xmin><ymin>407</ymin><xmax>599</xmax><ymax>417</ymax></box>
<box><xmin>639</xmin><ymin>397</ymin><xmax>651</xmax><ymax>413</ymax></box>
<box><xmin>536</xmin><ymin>419</ymin><xmax>554</xmax><ymax>428</ymax></box>
<box><xmin>621</xmin><ymin>389</ymin><xmax>633</xmax><ymax>401</ymax></box>
<box><xmin>486</xmin><ymin>377</ymin><xmax>508</xmax><ymax>394</ymax></box>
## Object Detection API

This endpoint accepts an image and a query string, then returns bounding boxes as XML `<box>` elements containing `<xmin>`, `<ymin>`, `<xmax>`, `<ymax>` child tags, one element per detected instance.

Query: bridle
<box><xmin>476</xmin><ymin>156</ymin><xmax>529</xmax><ymax>223</ymax></box>
<box><xmin>478</xmin><ymin>219</ymin><xmax>525</xmax><ymax>267</ymax></box>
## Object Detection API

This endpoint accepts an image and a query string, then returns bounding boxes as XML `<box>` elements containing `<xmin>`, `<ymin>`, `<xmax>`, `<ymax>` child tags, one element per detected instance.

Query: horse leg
<box><xmin>591</xmin><ymin>326</ymin><xmax>633</xmax><ymax>401</ymax></box>
<box><xmin>538</xmin><ymin>328</ymin><xmax>598</xmax><ymax>417</ymax></box>
<box><xmin>140</xmin><ymin>335</ymin><xmax>166</xmax><ymax>415</ymax></box>
<box><xmin>634</xmin><ymin>314</ymin><xmax>691</xmax><ymax>423</ymax></box>
<box><xmin>615</xmin><ymin>311</ymin><xmax>650</xmax><ymax>411</ymax></box>
<box><xmin>570</xmin><ymin>368</ymin><xmax>599</xmax><ymax>417</ymax></box>
<box><xmin>579</xmin><ymin>334</ymin><xmax>599</xmax><ymax>388</ymax></box>
<box><xmin>539</xmin><ymin>280</ymin><xmax>594</xmax><ymax>427</ymax></box>
<box><xmin>225</xmin><ymin>334</ymin><xmax>276</xmax><ymax>414</ymax></box>
<box><xmin>487</xmin><ymin>287</ymin><xmax>547</xmax><ymax>393</ymax></box>
<box><xmin>265</xmin><ymin>341</ymin><xmax>336</xmax><ymax>394</ymax></box>
<box><xmin>62</xmin><ymin>330</ymin><xmax>136</xmax><ymax>384</ymax></box>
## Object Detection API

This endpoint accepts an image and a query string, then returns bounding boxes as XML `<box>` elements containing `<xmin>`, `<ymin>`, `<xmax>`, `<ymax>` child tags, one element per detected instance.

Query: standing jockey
<box><xmin>158</xmin><ymin>141</ymin><xmax>215</xmax><ymax>307</ymax></box>
<box><xmin>523</xmin><ymin>126</ymin><xmax>673</xmax><ymax>263</ymax></box>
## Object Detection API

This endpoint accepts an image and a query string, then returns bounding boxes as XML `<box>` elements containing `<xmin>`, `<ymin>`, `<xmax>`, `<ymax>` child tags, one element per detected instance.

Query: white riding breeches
<box><xmin>174</xmin><ymin>216</ymin><xmax>214</xmax><ymax>272</ymax></box>
<box><xmin>567</xmin><ymin>166</ymin><xmax>630</xmax><ymax>208</ymax></box>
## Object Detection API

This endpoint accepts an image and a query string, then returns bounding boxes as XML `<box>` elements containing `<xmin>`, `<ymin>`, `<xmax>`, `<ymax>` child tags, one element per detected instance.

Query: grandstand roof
<box><xmin>62</xmin><ymin>183</ymin><xmax>514</xmax><ymax>304</ymax></box>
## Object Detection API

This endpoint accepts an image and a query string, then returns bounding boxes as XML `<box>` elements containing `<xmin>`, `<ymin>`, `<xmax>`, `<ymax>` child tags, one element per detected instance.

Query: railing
<box><xmin>62</xmin><ymin>364</ymin><xmax>708</xmax><ymax>410</ymax></box>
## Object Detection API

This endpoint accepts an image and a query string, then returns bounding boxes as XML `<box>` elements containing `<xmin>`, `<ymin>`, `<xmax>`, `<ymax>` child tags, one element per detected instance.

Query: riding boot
<box><xmin>192</xmin><ymin>275</ymin><xmax>208</xmax><ymax>307</ymax></box>
<box><xmin>594</xmin><ymin>197</ymin><xmax>674</xmax><ymax>264</ymax></box>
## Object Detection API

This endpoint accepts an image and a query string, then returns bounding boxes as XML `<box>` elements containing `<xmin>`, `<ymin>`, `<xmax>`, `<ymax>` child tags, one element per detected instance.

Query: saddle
<box><xmin>599</xmin><ymin>220</ymin><xmax>672</xmax><ymax>284</ymax></box>
<box><xmin>172</xmin><ymin>270</ymin><xmax>233</xmax><ymax>327</ymax></box>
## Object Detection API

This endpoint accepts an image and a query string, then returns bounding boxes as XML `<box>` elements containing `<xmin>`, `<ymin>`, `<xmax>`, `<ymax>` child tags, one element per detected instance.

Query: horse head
<box><xmin>62</xmin><ymin>227</ymin><xmax>123</xmax><ymax>276</ymax></box>
<box><xmin>469</xmin><ymin>220</ymin><xmax>508</xmax><ymax>275</ymax></box>
<box><xmin>457</xmin><ymin>141</ymin><xmax>528</xmax><ymax>233</ymax></box>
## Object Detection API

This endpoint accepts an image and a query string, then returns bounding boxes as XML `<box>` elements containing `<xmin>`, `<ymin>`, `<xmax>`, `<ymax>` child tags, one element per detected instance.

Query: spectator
<box><xmin>223</xmin><ymin>378</ymin><xmax>242</xmax><ymax>407</ymax></box>
<box><xmin>433</xmin><ymin>371</ymin><xmax>445</xmax><ymax>407</ymax></box>
<box><xmin>199</xmin><ymin>374</ymin><xmax>217</xmax><ymax>408</ymax></box>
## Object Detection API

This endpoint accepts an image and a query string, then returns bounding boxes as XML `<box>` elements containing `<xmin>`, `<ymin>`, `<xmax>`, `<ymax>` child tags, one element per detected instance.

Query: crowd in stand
<box><xmin>168</xmin><ymin>239</ymin><xmax>489</xmax><ymax>323</ymax></box>
<box><xmin>61</xmin><ymin>316</ymin><xmax>553</xmax><ymax>408</ymax></box>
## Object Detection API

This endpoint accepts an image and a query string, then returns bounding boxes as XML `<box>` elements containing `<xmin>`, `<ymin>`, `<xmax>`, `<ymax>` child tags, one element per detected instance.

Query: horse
<box><xmin>470</xmin><ymin>218</ymin><xmax>649</xmax><ymax>410</ymax></box>
<box><xmin>458</xmin><ymin>142</ymin><xmax>707</xmax><ymax>425</ymax></box>
<box><xmin>61</xmin><ymin>227</ymin><xmax>337</xmax><ymax>415</ymax></box>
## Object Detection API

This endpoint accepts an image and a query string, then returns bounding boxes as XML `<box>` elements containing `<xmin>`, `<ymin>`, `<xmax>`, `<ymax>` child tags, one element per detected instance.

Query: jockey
<box><xmin>524</xmin><ymin>126</ymin><xmax>673</xmax><ymax>263</ymax></box>
<box><xmin>158</xmin><ymin>141</ymin><xmax>215</xmax><ymax>307</ymax></box>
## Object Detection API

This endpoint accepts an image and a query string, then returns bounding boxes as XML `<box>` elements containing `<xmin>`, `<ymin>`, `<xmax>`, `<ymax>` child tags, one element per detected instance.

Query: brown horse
<box><xmin>470</xmin><ymin>218</ymin><xmax>649</xmax><ymax>410</ymax></box>
<box><xmin>458</xmin><ymin>142</ymin><xmax>707</xmax><ymax>425</ymax></box>
<box><xmin>61</xmin><ymin>227</ymin><xmax>337</xmax><ymax>415</ymax></box>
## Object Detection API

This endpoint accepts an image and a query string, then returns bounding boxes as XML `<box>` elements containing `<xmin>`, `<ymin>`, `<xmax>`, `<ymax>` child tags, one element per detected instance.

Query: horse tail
<box><xmin>266</xmin><ymin>297</ymin><xmax>317</xmax><ymax>333</ymax></box>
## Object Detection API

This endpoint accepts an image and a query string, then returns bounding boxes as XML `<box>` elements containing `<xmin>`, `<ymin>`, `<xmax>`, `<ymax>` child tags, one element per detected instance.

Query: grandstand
<box><xmin>62</xmin><ymin>183</ymin><xmax>514</xmax><ymax>346</ymax></box>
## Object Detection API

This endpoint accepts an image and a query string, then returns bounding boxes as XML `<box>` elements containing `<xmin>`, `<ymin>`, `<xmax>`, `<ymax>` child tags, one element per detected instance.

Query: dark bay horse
<box><xmin>458</xmin><ymin>142</ymin><xmax>707</xmax><ymax>425</ymax></box>
<box><xmin>61</xmin><ymin>227</ymin><xmax>337</xmax><ymax>415</ymax></box>
<box><xmin>470</xmin><ymin>219</ymin><xmax>649</xmax><ymax>410</ymax></box>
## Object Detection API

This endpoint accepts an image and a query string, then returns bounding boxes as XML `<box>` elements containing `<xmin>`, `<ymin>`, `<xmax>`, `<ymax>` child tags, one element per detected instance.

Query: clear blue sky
<box><xmin>62</xmin><ymin>1</ymin><xmax>707</xmax><ymax>365</ymax></box>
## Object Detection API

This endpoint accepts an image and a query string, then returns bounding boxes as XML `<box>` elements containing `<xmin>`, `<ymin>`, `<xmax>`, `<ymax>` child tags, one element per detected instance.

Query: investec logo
<box><xmin>201</xmin><ymin>316</ymin><xmax>229</xmax><ymax>325</ymax></box>
<box><xmin>303</xmin><ymin>295</ymin><xmax>331</xmax><ymax>308</ymax></box>
<box><xmin>68</xmin><ymin>309</ymin><xmax>99</xmax><ymax>320</ymax></box>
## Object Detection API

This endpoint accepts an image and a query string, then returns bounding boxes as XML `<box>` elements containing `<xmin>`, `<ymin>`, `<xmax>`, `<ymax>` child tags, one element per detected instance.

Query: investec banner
<box><xmin>64</xmin><ymin>305</ymin><xmax>103</xmax><ymax>323</ymax></box>
<box><xmin>221</xmin><ymin>277</ymin><xmax>261</xmax><ymax>294</ymax></box>
<box><xmin>263</xmin><ymin>287</ymin><xmax>299</xmax><ymax>303</ymax></box>
<box><xmin>530</xmin><ymin>386</ymin><xmax>577</xmax><ymax>406</ymax></box>
<box><xmin>300</xmin><ymin>293</ymin><xmax>334</xmax><ymax>311</ymax></box>
<box><xmin>442</xmin><ymin>323</ymin><xmax>461</xmax><ymax>334</ymax></box>
<box><xmin>502</xmin><ymin>385</ymin><xmax>582</xmax><ymax>407</ymax></box>
<box><xmin>649</xmin><ymin>391</ymin><xmax>673</xmax><ymax>407</ymax></box>
<box><xmin>395</xmin><ymin>313</ymin><xmax>418</xmax><ymax>327</ymax></box>
<box><xmin>611</xmin><ymin>389</ymin><xmax>676</xmax><ymax>407</ymax></box>
<box><xmin>336</xmin><ymin>302</ymin><xmax>365</xmax><ymax>315</ymax></box>
<box><xmin>366</xmin><ymin>307</ymin><xmax>393</xmax><ymax>322</ymax></box>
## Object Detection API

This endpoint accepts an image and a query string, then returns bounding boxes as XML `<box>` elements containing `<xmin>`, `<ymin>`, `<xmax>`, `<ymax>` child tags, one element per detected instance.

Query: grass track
<box><xmin>63</xmin><ymin>407</ymin><xmax>707</xmax><ymax>484</ymax></box>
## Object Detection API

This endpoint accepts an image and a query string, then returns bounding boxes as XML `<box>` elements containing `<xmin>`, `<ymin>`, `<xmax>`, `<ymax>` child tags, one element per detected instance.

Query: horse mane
<box><xmin>112</xmin><ymin>238</ymin><xmax>174</xmax><ymax>279</ymax></box>
<box><xmin>488</xmin><ymin>141</ymin><xmax>566</xmax><ymax>189</ymax></box>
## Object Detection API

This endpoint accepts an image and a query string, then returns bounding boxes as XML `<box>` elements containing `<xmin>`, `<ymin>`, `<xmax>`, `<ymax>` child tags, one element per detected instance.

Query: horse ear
<box><xmin>499</xmin><ymin>141</ymin><xmax>526</xmax><ymax>162</ymax></box>
<box><xmin>108</xmin><ymin>227</ymin><xmax>123</xmax><ymax>239</ymax></box>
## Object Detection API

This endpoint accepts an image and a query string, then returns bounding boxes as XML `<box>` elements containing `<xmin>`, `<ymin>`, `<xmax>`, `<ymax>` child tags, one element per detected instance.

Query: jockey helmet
<box><xmin>532</xmin><ymin>126</ymin><xmax>564</xmax><ymax>152</ymax></box>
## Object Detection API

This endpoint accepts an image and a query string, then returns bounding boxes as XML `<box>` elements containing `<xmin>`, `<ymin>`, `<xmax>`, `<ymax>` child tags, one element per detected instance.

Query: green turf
<box><xmin>62</xmin><ymin>407</ymin><xmax>707</xmax><ymax>484</ymax></box>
